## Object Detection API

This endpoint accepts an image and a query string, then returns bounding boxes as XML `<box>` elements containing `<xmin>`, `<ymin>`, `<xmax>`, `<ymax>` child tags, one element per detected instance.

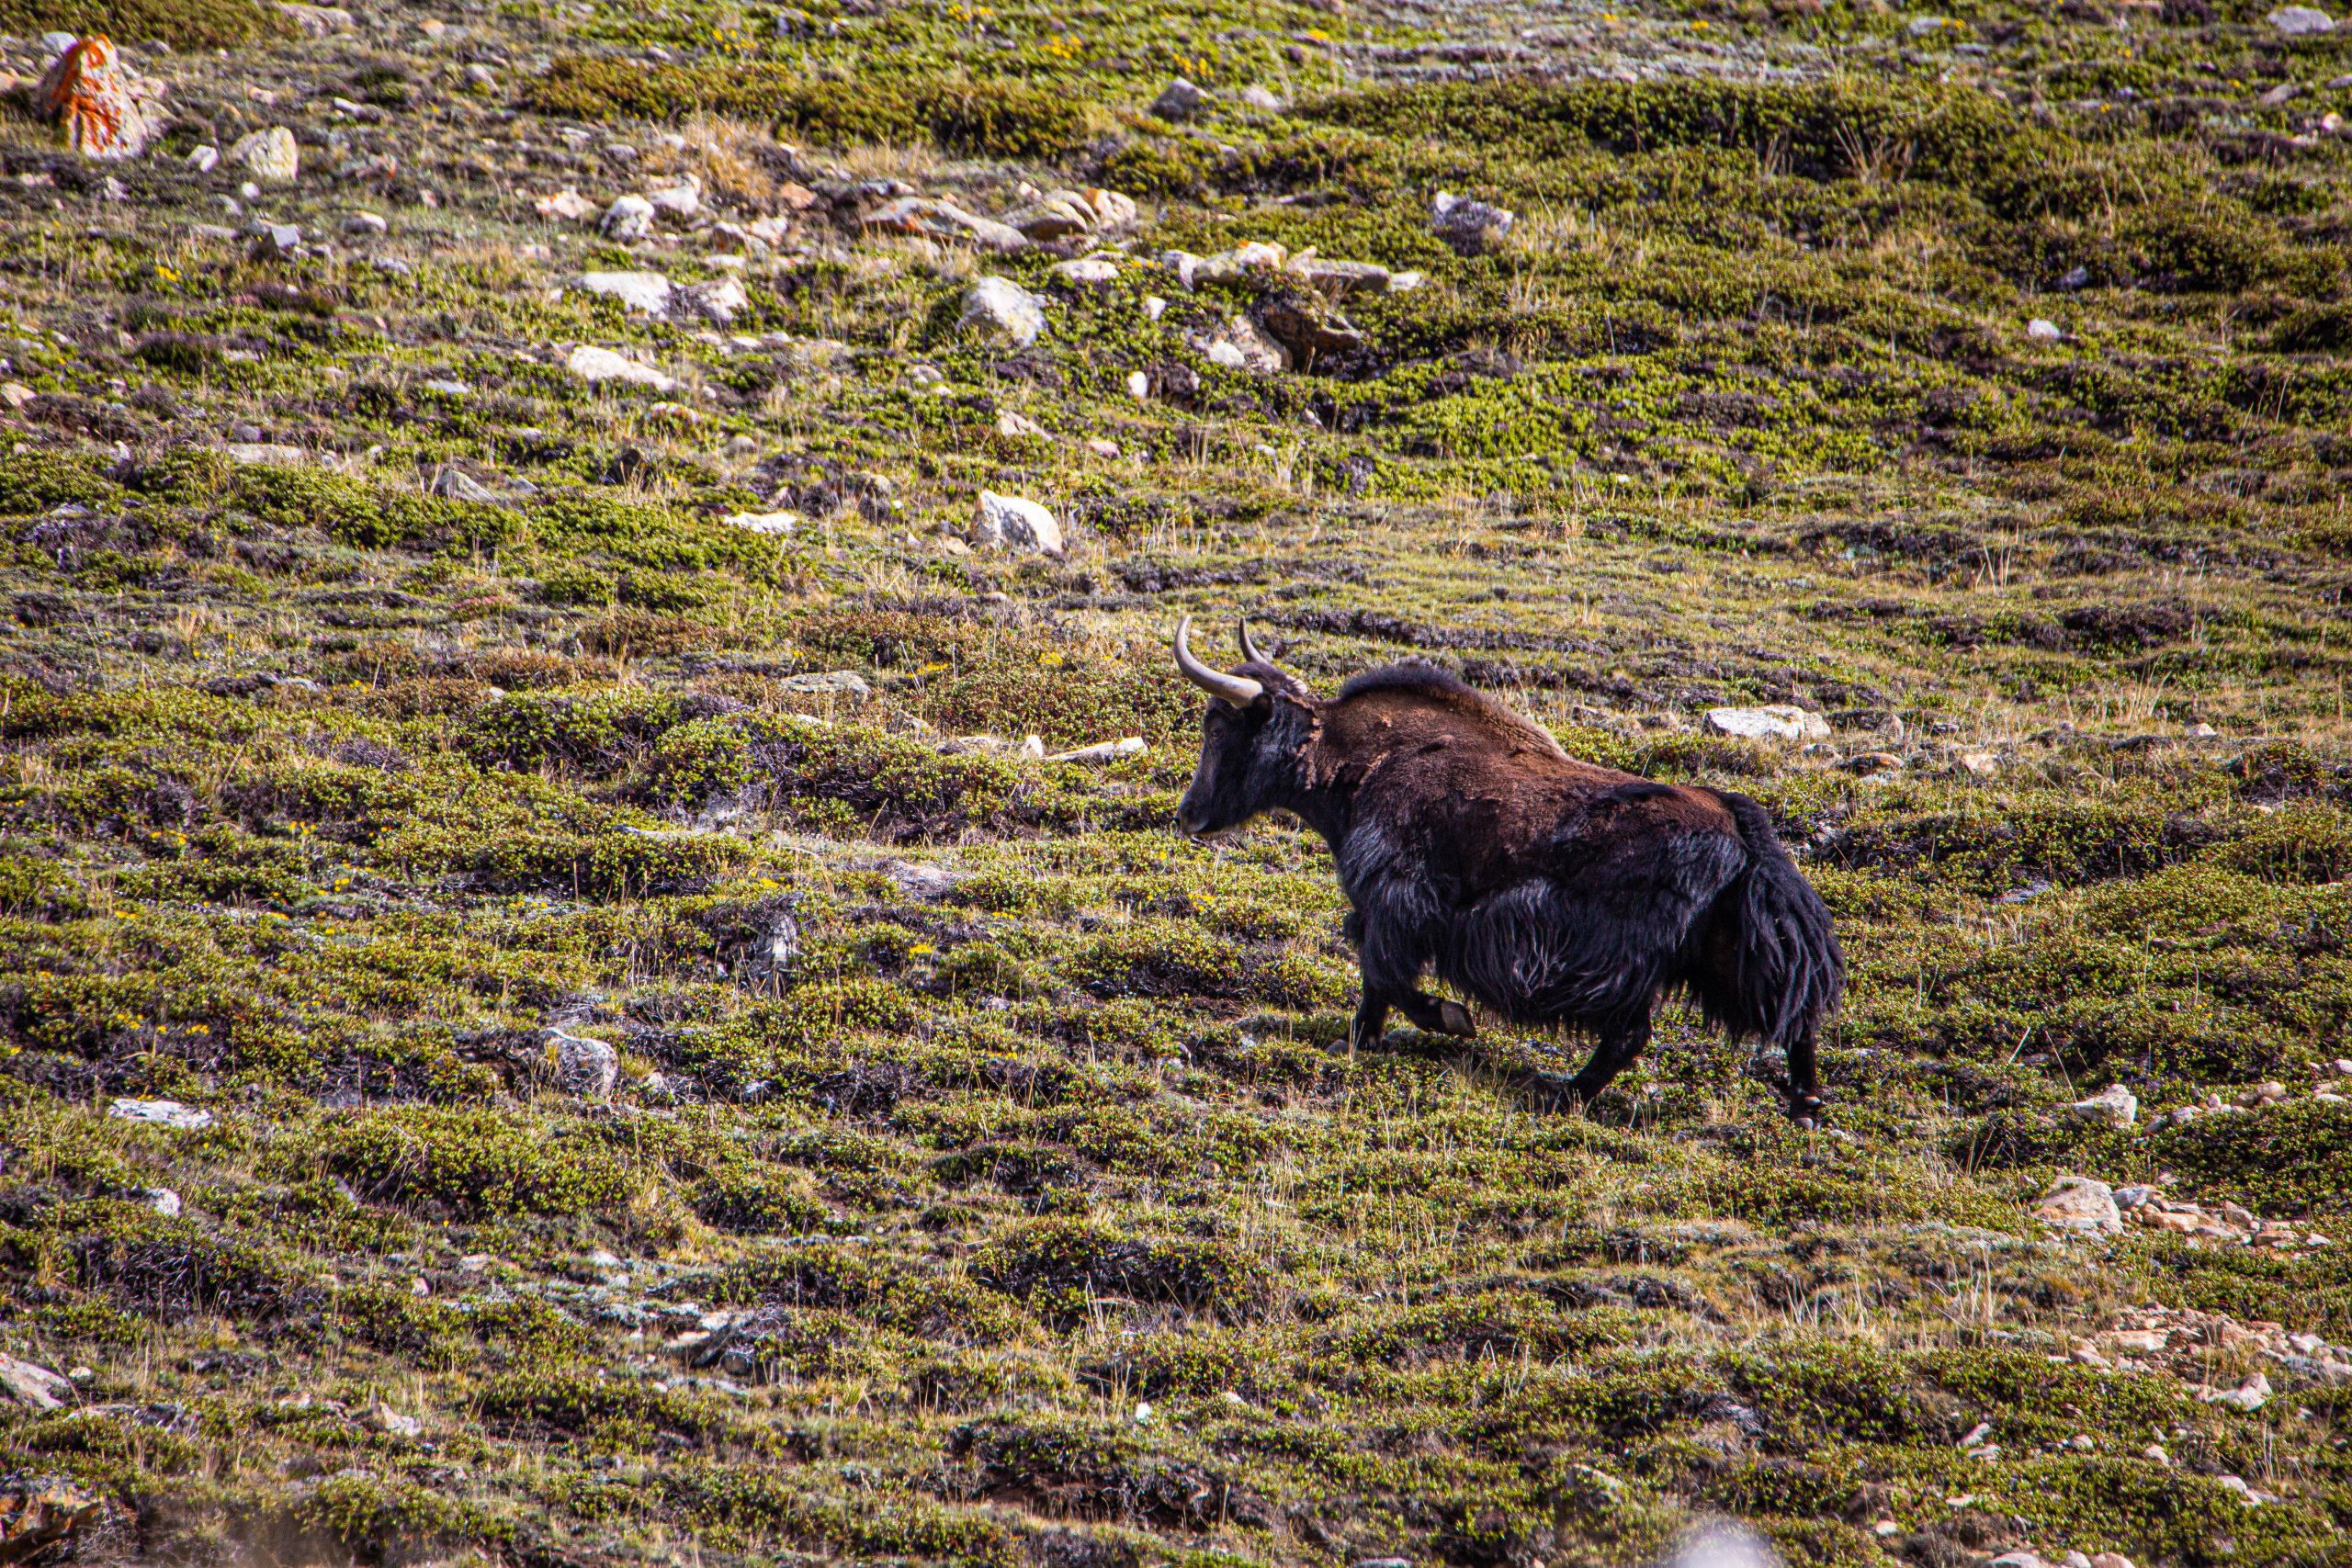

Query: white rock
<box><xmin>2033</xmin><ymin>1176</ymin><xmax>2122</xmax><ymax>1235</ymax></box>
<box><xmin>0</xmin><ymin>1352</ymin><xmax>74</xmax><ymax>1411</ymax></box>
<box><xmin>996</xmin><ymin>410</ymin><xmax>1050</xmax><ymax>439</ymax></box>
<box><xmin>1986</xmin><ymin>1556</ymin><xmax>2050</xmax><ymax>1568</ymax></box>
<box><xmin>342</xmin><ymin>209</ymin><xmax>387</xmax><ymax>237</ymax></box>
<box><xmin>567</xmin><ymin>344</ymin><xmax>675</xmax><ymax>392</ymax></box>
<box><xmin>1047</xmin><ymin>738</ymin><xmax>1147</xmax><ymax>763</ymax></box>
<box><xmin>109</xmin><ymin>1098</ymin><xmax>214</xmax><ymax>1130</ymax></box>
<box><xmin>676</xmin><ymin>276</ymin><xmax>750</xmax><ymax>326</ymax></box>
<box><xmin>573</xmin><ymin>269</ymin><xmax>673</xmax><ymax>315</ymax></box>
<box><xmin>1125</xmin><ymin>370</ymin><xmax>1151</xmax><ymax>400</ymax></box>
<box><xmin>649</xmin><ymin>176</ymin><xmax>700</xmax><ymax>219</ymax></box>
<box><xmin>536</xmin><ymin>188</ymin><xmax>598</xmax><ymax>223</ymax></box>
<box><xmin>1238</xmin><ymin>84</ymin><xmax>1286</xmax><ymax>112</ymax></box>
<box><xmin>548</xmin><ymin>1027</ymin><xmax>618</xmax><ymax>1100</ymax></box>
<box><xmin>1150</xmin><ymin>77</ymin><xmax>1210</xmax><ymax>118</ymax></box>
<box><xmin>601</xmin><ymin>193</ymin><xmax>656</xmax><ymax>241</ymax></box>
<box><xmin>722</xmin><ymin>510</ymin><xmax>798</xmax><ymax>536</ymax></box>
<box><xmin>1703</xmin><ymin>705</ymin><xmax>1832</xmax><ymax>743</ymax></box>
<box><xmin>1050</xmin><ymin>255</ymin><xmax>1122</xmax><ymax>285</ymax></box>
<box><xmin>2027</xmin><ymin>317</ymin><xmax>2064</xmax><ymax>342</ymax></box>
<box><xmin>780</xmin><ymin>671</ymin><xmax>871</xmax><ymax>696</ymax></box>
<box><xmin>2270</xmin><ymin>4</ymin><xmax>2335</xmax><ymax>31</ymax></box>
<box><xmin>142</xmin><ymin>1187</ymin><xmax>182</xmax><ymax>1217</ymax></box>
<box><xmin>974</xmin><ymin>490</ymin><xmax>1063</xmax><ymax>555</ymax></box>
<box><xmin>227</xmin><ymin>127</ymin><xmax>300</xmax><ymax>183</ymax></box>
<box><xmin>2067</xmin><ymin>1083</ymin><xmax>2139</xmax><ymax>1128</ymax></box>
<box><xmin>187</xmin><ymin>144</ymin><xmax>220</xmax><ymax>172</ymax></box>
<box><xmin>373</xmin><ymin>1404</ymin><xmax>424</xmax><ymax>1437</ymax></box>
<box><xmin>222</xmin><ymin>443</ymin><xmax>310</xmax><ymax>467</ymax></box>
<box><xmin>959</xmin><ymin>276</ymin><xmax>1046</xmax><ymax>348</ymax></box>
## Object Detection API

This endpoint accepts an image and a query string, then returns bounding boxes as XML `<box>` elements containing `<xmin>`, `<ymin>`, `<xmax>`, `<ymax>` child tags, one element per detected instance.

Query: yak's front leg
<box><xmin>1524</xmin><ymin>1015</ymin><xmax>1651</xmax><ymax>1113</ymax></box>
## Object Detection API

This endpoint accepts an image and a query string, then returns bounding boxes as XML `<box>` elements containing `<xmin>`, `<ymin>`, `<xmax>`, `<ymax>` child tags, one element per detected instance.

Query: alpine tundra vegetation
<box><xmin>0</xmin><ymin>0</ymin><xmax>2347</xmax><ymax>1565</ymax></box>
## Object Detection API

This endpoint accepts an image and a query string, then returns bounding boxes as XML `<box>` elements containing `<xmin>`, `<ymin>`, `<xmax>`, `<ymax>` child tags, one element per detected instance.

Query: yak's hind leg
<box><xmin>1523</xmin><ymin>1014</ymin><xmax>1652</xmax><ymax>1114</ymax></box>
<box><xmin>1784</xmin><ymin>1016</ymin><xmax>1825</xmax><ymax>1129</ymax></box>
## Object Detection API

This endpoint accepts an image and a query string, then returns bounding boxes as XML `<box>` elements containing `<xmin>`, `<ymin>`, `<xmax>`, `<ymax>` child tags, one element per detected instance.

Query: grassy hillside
<box><xmin>0</xmin><ymin>0</ymin><xmax>2350</xmax><ymax>1564</ymax></box>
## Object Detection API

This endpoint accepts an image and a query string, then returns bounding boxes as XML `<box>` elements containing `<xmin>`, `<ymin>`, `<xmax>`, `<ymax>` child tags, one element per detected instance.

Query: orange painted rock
<box><xmin>30</xmin><ymin>36</ymin><xmax>164</xmax><ymax>160</ymax></box>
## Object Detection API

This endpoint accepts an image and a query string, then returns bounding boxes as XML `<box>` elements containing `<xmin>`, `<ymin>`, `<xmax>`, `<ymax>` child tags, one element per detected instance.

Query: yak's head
<box><xmin>1172</xmin><ymin>617</ymin><xmax>1313</xmax><ymax>839</ymax></box>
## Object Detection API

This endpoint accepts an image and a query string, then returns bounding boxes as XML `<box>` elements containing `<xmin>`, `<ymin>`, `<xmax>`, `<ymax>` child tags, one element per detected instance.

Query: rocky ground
<box><xmin>0</xmin><ymin>0</ymin><xmax>2350</xmax><ymax>1564</ymax></box>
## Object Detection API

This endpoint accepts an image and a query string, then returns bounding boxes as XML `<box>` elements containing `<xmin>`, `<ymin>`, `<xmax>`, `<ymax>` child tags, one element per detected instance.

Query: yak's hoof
<box><xmin>1436</xmin><ymin>999</ymin><xmax>1476</xmax><ymax>1038</ymax></box>
<box><xmin>1787</xmin><ymin>1092</ymin><xmax>1826</xmax><ymax>1131</ymax></box>
<box><xmin>1522</xmin><ymin>1071</ymin><xmax>1601</xmax><ymax>1114</ymax></box>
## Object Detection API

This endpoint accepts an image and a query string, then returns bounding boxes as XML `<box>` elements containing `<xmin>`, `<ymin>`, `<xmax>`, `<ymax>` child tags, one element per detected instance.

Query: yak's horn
<box><xmin>1238</xmin><ymin>619</ymin><xmax>1270</xmax><ymax>667</ymax></box>
<box><xmin>1175</xmin><ymin>616</ymin><xmax>1263</xmax><ymax>706</ymax></box>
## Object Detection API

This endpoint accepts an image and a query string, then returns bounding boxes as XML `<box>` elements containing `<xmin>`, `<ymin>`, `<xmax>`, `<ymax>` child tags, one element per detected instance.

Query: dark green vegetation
<box><xmin>0</xmin><ymin>0</ymin><xmax>2350</xmax><ymax>1564</ymax></box>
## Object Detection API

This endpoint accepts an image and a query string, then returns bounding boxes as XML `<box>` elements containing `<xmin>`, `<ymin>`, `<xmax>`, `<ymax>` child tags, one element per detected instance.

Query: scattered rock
<box><xmin>32</xmin><ymin>35</ymin><xmax>165</xmax><ymax>159</ymax></box>
<box><xmin>535</xmin><ymin>188</ymin><xmax>598</xmax><ymax>223</ymax></box>
<box><xmin>1257</xmin><ymin>297</ymin><xmax>1366</xmax><ymax>362</ymax></box>
<box><xmin>2027</xmin><ymin>317</ymin><xmax>2064</xmax><ymax>341</ymax></box>
<box><xmin>226</xmin><ymin>126</ymin><xmax>300</xmax><ymax>184</ymax></box>
<box><xmin>186</xmin><ymin>144</ymin><xmax>219</xmax><ymax>172</ymax></box>
<box><xmin>1703</xmin><ymin>705</ymin><xmax>1831</xmax><ymax>742</ymax></box>
<box><xmin>372</xmin><ymin>1404</ymin><xmax>424</xmax><ymax>1437</ymax></box>
<box><xmin>676</xmin><ymin>276</ymin><xmax>750</xmax><ymax>327</ymax></box>
<box><xmin>1907</xmin><ymin>14</ymin><xmax>1959</xmax><ymax>35</ymax></box>
<box><xmin>973</xmin><ymin>491</ymin><xmax>1063</xmax><ymax>555</ymax></box>
<box><xmin>142</xmin><ymin>1187</ymin><xmax>181</xmax><ymax>1217</ymax></box>
<box><xmin>1197</xmin><ymin>314</ymin><xmax>1291</xmax><ymax>374</ymax></box>
<box><xmin>721</xmin><ymin>509</ymin><xmax>798</xmax><ymax>536</ymax></box>
<box><xmin>1047</xmin><ymin>738</ymin><xmax>1147</xmax><ymax>763</ymax></box>
<box><xmin>567</xmin><ymin>345</ymin><xmax>676</xmax><ymax>392</ymax></box>
<box><xmin>600</xmin><ymin>193</ymin><xmax>656</xmax><ymax>241</ymax></box>
<box><xmin>959</xmin><ymin>276</ymin><xmax>1046</xmax><ymax>348</ymax></box>
<box><xmin>995</xmin><ymin>410</ymin><xmax>1050</xmax><ymax>439</ymax></box>
<box><xmin>1238</xmin><ymin>84</ymin><xmax>1286</xmax><ymax>112</ymax></box>
<box><xmin>0</xmin><ymin>1353</ymin><xmax>74</xmax><ymax>1411</ymax></box>
<box><xmin>223</xmin><ymin>442</ymin><xmax>310</xmax><ymax>466</ymax></box>
<box><xmin>2033</xmin><ymin>1176</ymin><xmax>2122</xmax><ymax>1235</ymax></box>
<box><xmin>0</xmin><ymin>383</ymin><xmax>37</xmax><ymax>411</ymax></box>
<box><xmin>864</xmin><ymin>196</ymin><xmax>1029</xmax><ymax>253</ymax></box>
<box><xmin>108</xmin><ymin>1097</ymin><xmax>214</xmax><ymax>1130</ymax></box>
<box><xmin>548</xmin><ymin>1027</ymin><xmax>618</xmax><ymax>1100</ymax></box>
<box><xmin>2067</xmin><ymin>1083</ymin><xmax>2139</xmax><ymax>1128</ymax></box>
<box><xmin>573</xmin><ymin>269</ymin><xmax>673</xmax><ymax>315</ymax></box>
<box><xmin>0</xmin><ymin>1475</ymin><xmax>100</xmax><ymax>1563</ymax></box>
<box><xmin>1151</xmin><ymin>76</ymin><xmax>1211</xmax><ymax>119</ymax></box>
<box><xmin>2269</xmin><ymin>4</ymin><xmax>2335</xmax><ymax>31</ymax></box>
<box><xmin>1049</xmin><ymin>254</ymin><xmax>1122</xmax><ymax>286</ymax></box>
<box><xmin>648</xmin><ymin>175</ymin><xmax>701</xmax><ymax>220</ymax></box>
<box><xmin>780</xmin><ymin>671</ymin><xmax>871</xmax><ymax>696</ymax></box>
<box><xmin>430</xmin><ymin>467</ymin><xmax>508</xmax><ymax>505</ymax></box>
<box><xmin>1291</xmin><ymin>257</ymin><xmax>1394</xmax><ymax>297</ymax></box>
<box><xmin>342</xmin><ymin>209</ymin><xmax>387</xmax><ymax>237</ymax></box>
<box><xmin>1430</xmin><ymin>189</ymin><xmax>1514</xmax><ymax>255</ymax></box>
<box><xmin>277</xmin><ymin>3</ymin><xmax>357</xmax><ymax>34</ymax></box>
<box><xmin>1004</xmin><ymin>184</ymin><xmax>1138</xmax><ymax>241</ymax></box>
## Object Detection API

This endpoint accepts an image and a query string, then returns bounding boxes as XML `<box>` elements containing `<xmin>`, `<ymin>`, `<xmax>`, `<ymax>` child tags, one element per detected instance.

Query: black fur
<box><xmin>1175</xmin><ymin>654</ymin><xmax>1846</xmax><ymax>1124</ymax></box>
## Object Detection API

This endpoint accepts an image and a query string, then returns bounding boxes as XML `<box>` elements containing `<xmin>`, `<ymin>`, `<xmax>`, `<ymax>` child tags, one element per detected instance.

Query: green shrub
<box><xmin>313</xmin><ymin>1108</ymin><xmax>633</xmax><ymax>1218</ymax></box>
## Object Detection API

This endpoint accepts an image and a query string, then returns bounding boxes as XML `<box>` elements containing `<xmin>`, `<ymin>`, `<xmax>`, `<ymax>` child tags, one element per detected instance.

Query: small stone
<box><xmin>1050</xmin><ymin>254</ymin><xmax>1122</xmax><ymax>285</ymax></box>
<box><xmin>187</xmin><ymin>144</ymin><xmax>219</xmax><ymax>172</ymax></box>
<box><xmin>1871</xmin><ymin>1520</ymin><xmax>1901</xmax><ymax>1538</ymax></box>
<box><xmin>0</xmin><ymin>383</ymin><xmax>35</xmax><ymax>410</ymax></box>
<box><xmin>373</xmin><ymin>1405</ymin><xmax>423</xmax><ymax>1437</ymax></box>
<box><xmin>572</xmin><ymin>270</ymin><xmax>673</xmax><ymax>315</ymax></box>
<box><xmin>277</xmin><ymin>4</ymin><xmax>358</xmax><ymax>34</ymax></box>
<box><xmin>109</xmin><ymin>1097</ymin><xmax>214</xmax><ymax>1130</ymax></box>
<box><xmin>1986</xmin><ymin>1555</ymin><xmax>2049</xmax><ymax>1568</ymax></box>
<box><xmin>1199</xmin><ymin>314</ymin><xmax>1290</xmax><ymax>375</ymax></box>
<box><xmin>1150</xmin><ymin>76</ymin><xmax>1211</xmax><ymax>119</ymax></box>
<box><xmin>1704</xmin><ymin>705</ymin><xmax>1832</xmax><ymax>743</ymax></box>
<box><xmin>1084</xmin><ymin>438</ymin><xmax>1120</xmax><ymax>457</ymax></box>
<box><xmin>430</xmin><ymin>467</ymin><xmax>505</xmax><ymax>504</ymax></box>
<box><xmin>959</xmin><ymin>276</ymin><xmax>1046</xmax><ymax>348</ymax></box>
<box><xmin>226</xmin><ymin>126</ymin><xmax>300</xmax><ymax>183</ymax></box>
<box><xmin>567</xmin><ymin>344</ymin><xmax>676</xmax><ymax>392</ymax></box>
<box><xmin>2067</xmin><ymin>1083</ymin><xmax>2139</xmax><ymax>1128</ymax></box>
<box><xmin>996</xmin><ymin>410</ymin><xmax>1050</xmax><ymax>439</ymax></box>
<box><xmin>2033</xmin><ymin>1176</ymin><xmax>2122</xmax><ymax>1235</ymax></box>
<box><xmin>1125</xmin><ymin>370</ymin><xmax>1150</xmax><ymax>400</ymax></box>
<box><xmin>548</xmin><ymin>1027</ymin><xmax>619</xmax><ymax>1100</ymax></box>
<box><xmin>600</xmin><ymin>194</ymin><xmax>656</xmax><ymax>241</ymax></box>
<box><xmin>779</xmin><ymin>671</ymin><xmax>871</xmax><ymax>696</ymax></box>
<box><xmin>2269</xmin><ymin>4</ymin><xmax>2335</xmax><ymax>32</ymax></box>
<box><xmin>223</xmin><ymin>443</ymin><xmax>310</xmax><ymax>467</ymax></box>
<box><xmin>1047</xmin><ymin>738</ymin><xmax>1147</xmax><ymax>763</ymax></box>
<box><xmin>1238</xmin><ymin>84</ymin><xmax>1286</xmax><ymax>112</ymax></box>
<box><xmin>142</xmin><ymin>1187</ymin><xmax>181</xmax><ymax>1217</ymax></box>
<box><xmin>2144</xmin><ymin>1443</ymin><xmax>2169</xmax><ymax>1464</ymax></box>
<box><xmin>973</xmin><ymin>490</ymin><xmax>1063</xmax><ymax>555</ymax></box>
<box><xmin>2027</xmin><ymin>317</ymin><xmax>2064</xmax><ymax>341</ymax></box>
<box><xmin>2089</xmin><ymin>1555</ymin><xmax>2136</xmax><ymax>1568</ymax></box>
<box><xmin>1907</xmin><ymin>13</ymin><xmax>1956</xmax><ymax>33</ymax></box>
<box><xmin>1959</xmin><ymin>1421</ymin><xmax>1993</xmax><ymax>1450</ymax></box>
<box><xmin>463</xmin><ymin>62</ymin><xmax>498</xmax><ymax>88</ymax></box>
<box><xmin>863</xmin><ymin>196</ymin><xmax>1029</xmax><ymax>253</ymax></box>
<box><xmin>722</xmin><ymin>510</ymin><xmax>798</xmax><ymax>536</ymax></box>
<box><xmin>675</xmin><ymin>276</ymin><xmax>749</xmax><ymax>327</ymax></box>
<box><xmin>648</xmin><ymin>175</ymin><xmax>701</xmax><ymax>220</ymax></box>
<box><xmin>1430</xmin><ymin>188</ymin><xmax>1514</xmax><ymax>255</ymax></box>
<box><xmin>536</xmin><ymin>188</ymin><xmax>598</xmax><ymax>223</ymax></box>
<box><xmin>0</xmin><ymin>1353</ymin><xmax>74</xmax><ymax>1411</ymax></box>
<box><xmin>343</xmin><ymin>209</ymin><xmax>387</xmax><ymax>237</ymax></box>
<box><xmin>2259</xmin><ymin>81</ymin><xmax>2302</xmax><ymax>105</ymax></box>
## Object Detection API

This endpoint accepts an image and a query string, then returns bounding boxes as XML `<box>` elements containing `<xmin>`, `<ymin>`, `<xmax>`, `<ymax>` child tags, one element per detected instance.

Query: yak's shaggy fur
<box><xmin>1175</xmin><ymin>648</ymin><xmax>1845</xmax><ymax>1122</ymax></box>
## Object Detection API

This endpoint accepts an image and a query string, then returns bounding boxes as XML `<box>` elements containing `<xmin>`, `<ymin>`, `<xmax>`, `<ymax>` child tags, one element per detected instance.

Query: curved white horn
<box><xmin>1175</xmin><ymin>616</ymin><xmax>1263</xmax><ymax>706</ymax></box>
<box><xmin>1238</xmin><ymin>618</ymin><xmax>1270</xmax><ymax>667</ymax></box>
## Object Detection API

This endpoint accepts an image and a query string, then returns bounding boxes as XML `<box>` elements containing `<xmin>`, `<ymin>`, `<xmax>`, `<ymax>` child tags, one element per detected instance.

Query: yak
<box><xmin>1170</xmin><ymin>617</ymin><xmax>1845</xmax><ymax>1125</ymax></box>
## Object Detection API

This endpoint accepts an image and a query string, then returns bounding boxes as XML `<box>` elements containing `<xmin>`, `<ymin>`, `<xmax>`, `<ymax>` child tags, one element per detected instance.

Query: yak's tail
<box><xmin>1691</xmin><ymin>791</ymin><xmax>1844</xmax><ymax>1049</ymax></box>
